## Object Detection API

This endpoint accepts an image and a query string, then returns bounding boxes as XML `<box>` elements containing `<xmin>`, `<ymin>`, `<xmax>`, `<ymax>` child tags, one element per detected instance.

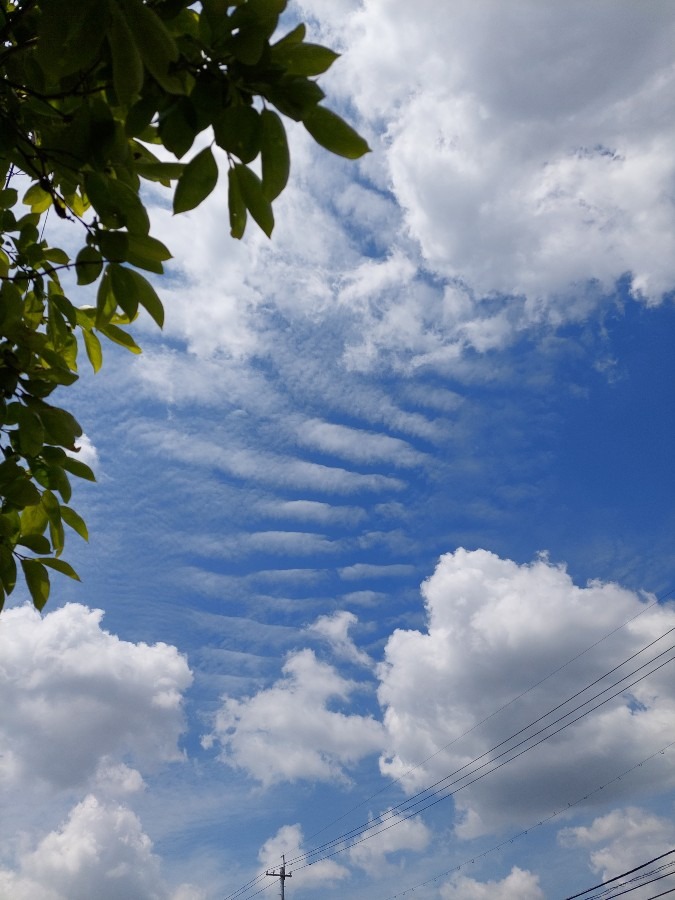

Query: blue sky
<box><xmin>2</xmin><ymin>2</ymin><xmax>675</xmax><ymax>899</ymax></box>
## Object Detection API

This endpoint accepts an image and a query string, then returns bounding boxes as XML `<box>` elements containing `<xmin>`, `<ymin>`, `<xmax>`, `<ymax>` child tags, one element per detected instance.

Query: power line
<box><xmin>281</xmin><ymin>636</ymin><xmax>675</xmax><ymax>870</ymax></box>
<box><xmin>379</xmin><ymin>741</ymin><xmax>675</xmax><ymax>899</ymax></box>
<box><xmin>222</xmin><ymin>592</ymin><xmax>675</xmax><ymax>900</ymax></box>
<box><xmin>303</xmin><ymin>593</ymin><xmax>668</xmax><ymax>847</ymax></box>
<box><xmin>565</xmin><ymin>849</ymin><xmax>675</xmax><ymax>899</ymax></box>
<box><xmin>226</xmin><ymin>631</ymin><xmax>675</xmax><ymax>898</ymax></box>
<box><xmin>586</xmin><ymin>867</ymin><xmax>675</xmax><ymax>899</ymax></box>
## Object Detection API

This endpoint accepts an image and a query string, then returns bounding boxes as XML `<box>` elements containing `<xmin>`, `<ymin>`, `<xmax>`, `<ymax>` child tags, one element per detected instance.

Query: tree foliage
<box><xmin>0</xmin><ymin>0</ymin><xmax>369</xmax><ymax>610</ymax></box>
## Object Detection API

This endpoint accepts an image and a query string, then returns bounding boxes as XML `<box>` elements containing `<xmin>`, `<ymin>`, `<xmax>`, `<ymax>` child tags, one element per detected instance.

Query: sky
<box><xmin>2</xmin><ymin>1</ymin><xmax>675</xmax><ymax>898</ymax></box>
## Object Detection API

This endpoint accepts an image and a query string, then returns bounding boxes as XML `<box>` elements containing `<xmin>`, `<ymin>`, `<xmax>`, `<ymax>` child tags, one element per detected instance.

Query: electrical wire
<box><xmin>565</xmin><ymin>848</ymin><xmax>675</xmax><ymax>899</ymax></box>
<box><xmin>274</xmin><ymin>636</ymin><xmax>675</xmax><ymax>870</ymax></box>
<box><xmin>593</xmin><ymin>870</ymin><xmax>675</xmax><ymax>899</ymax></box>
<box><xmin>222</xmin><ymin>591</ymin><xmax>675</xmax><ymax>900</ymax></box>
<box><xmin>303</xmin><ymin>593</ymin><xmax>667</xmax><ymax>847</ymax></box>
<box><xmin>379</xmin><ymin>741</ymin><xmax>675</xmax><ymax>899</ymax></box>
<box><xmin>224</xmin><ymin>629</ymin><xmax>675</xmax><ymax>898</ymax></box>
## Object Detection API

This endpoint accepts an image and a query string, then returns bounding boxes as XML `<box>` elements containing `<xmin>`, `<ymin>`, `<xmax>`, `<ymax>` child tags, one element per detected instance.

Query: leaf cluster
<box><xmin>0</xmin><ymin>0</ymin><xmax>369</xmax><ymax>609</ymax></box>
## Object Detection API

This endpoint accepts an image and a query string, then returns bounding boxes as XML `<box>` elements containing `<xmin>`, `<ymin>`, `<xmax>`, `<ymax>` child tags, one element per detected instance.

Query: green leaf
<box><xmin>136</xmin><ymin>161</ymin><xmax>185</xmax><ymax>184</ymax></box>
<box><xmin>260</xmin><ymin>110</ymin><xmax>290</xmax><ymax>200</ymax></box>
<box><xmin>41</xmin><ymin>489</ymin><xmax>64</xmax><ymax>555</ymax></box>
<box><xmin>213</xmin><ymin>107</ymin><xmax>261</xmax><ymax>164</ymax></box>
<box><xmin>109</xmin><ymin>263</ymin><xmax>140</xmax><ymax>320</ymax></box>
<box><xmin>97</xmin><ymin>230</ymin><xmax>130</xmax><ymax>264</ymax></box>
<box><xmin>21</xmin><ymin>559</ymin><xmax>50</xmax><ymax>610</ymax></box>
<box><xmin>15</xmin><ymin>406</ymin><xmax>45</xmax><ymax>457</ymax></box>
<box><xmin>272</xmin><ymin>42</ymin><xmax>340</xmax><ymax>76</ymax></box>
<box><xmin>83</xmin><ymin>329</ymin><xmax>103</xmax><ymax>373</ymax></box>
<box><xmin>86</xmin><ymin>174</ymin><xmax>150</xmax><ymax>235</ymax></box>
<box><xmin>117</xmin><ymin>0</ymin><xmax>183</xmax><ymax>93</ymax></box>
<box><xmin>76</xmin><ymin>246</ymin><xmax>103</xmax><ymax>286</ymax></box>
<box><xmin>98</xmin><ymin>323</ymin><xmax>142</xmax><ymax>354</ymax></box>
<box><xmin>21</xmin><ymin>502</ymin><xmax>49</xmax><ymax>536</ymax></box>
<box><xmin>267</xmin><ymin>77</ymin><xmax>325</xmax><ymax>121</ymax></box>
<box><xmin>228</xmin><ymin>167</ymin><xmax>247</xmax><ymax>239</ymax></box>
<box><xmin>157</xmin><ymin>98</ymin><xmax>198</xmax><ymax>158</ymax></box>
<box><xmin>37</xmin><ymin>557</ymin><xmax>81</xmax><ymax>581</ymax></box>
<box><xmin>2</xmin><ymin>476</ymin><xmax>41</xmax><ymax>508</ymax></box>
<box><xmin>44</xmin><ymin>247</ymin><xmax>70</xmax><ymax>265</ymax></box>
<box><xmin>108</xmin><ymin>3</ymin><xmax>144</xmax><ymax>105</ymax></box>
<box><xmin>0</xmin><ymin>513</ymin><xmax>19</xmax><ymax>539</ymax></box>
<box><xmin>32</xmin><ymin>403</ymin><xmax>82</xmax><ymax>449</ymax></box>
<box><xmin>23</xmin><ymin>182</ymin><xmax>52</xmax><ymax>214</ymax></box>
<box><xmin>233</xmin><ymin>164</ymin><xmax>274</xmax><ymax>237</ymax></box>
<box><xmin>122</xmin><ymin>269</ymin><xmax>164</xmax><ymax>327</ymax></box>
<box><xmin>96</xmin><ymin>267</ymin><xmax>117</xmax><ymax>327</ymax></box>
<box><xmin>272</xmin><ymin>23</ymin><xmax>306</xmax><ymax>49</ymax></box>
<box><xmin>0</xmin><ymin>188</ymin><xmax>18</xmax><ymax>209</ymax></box>
<box><xmin>126</xmin><ymin>233</ymin><xmax>172</xmax><ymax>274</ymax></box>
<box><xmin>302</xmin><ymin>106</ymin><xmax>371</xmax><ymax>159</ymax></box>
<box><xmin>17</xmin><ymin>533</ymin><xmax>51</xmax><ymax>554</ymax></box>
<box><xmin>173</xmin><ymin>146</ymin><xmax>219</xmax><ymax>214</ymax></box>
<box><xmin>62</xmin><ymin>454</ymin><xmax>96</xmax><ymax>482</ymax></box>
<box><xmin>61</xmin><ymin>506</ymin><xmax>89</xmax><ymax>540</ymax></box>
<box><xmin>0</xmin><ymin>545</ymin><xmax>17</xmax><ymax>595</ymax></box>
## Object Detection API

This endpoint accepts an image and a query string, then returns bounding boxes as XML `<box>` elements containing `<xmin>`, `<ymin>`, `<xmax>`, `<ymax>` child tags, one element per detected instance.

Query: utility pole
<box><xmin>266</xmin><ymin>854</ymin><xmax>292</xmax><ymax>900</ymax></box>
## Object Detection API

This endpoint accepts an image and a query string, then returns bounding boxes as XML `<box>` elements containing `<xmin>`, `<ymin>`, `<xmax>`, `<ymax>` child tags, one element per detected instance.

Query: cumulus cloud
<box><xmin>118</xmin><ymin>1</ymin><xmax>675</xmax><ymax>383</ymax></box>
<box><xmin>208</xmin><ymin>649</ymin><xmax>384</xmax><ymax>785</ymax></box>
<box><xmin>347</xmin><ymin>809</ymin><xmax>430</xmax><ymax>874</ymax></box>
<box><xmin>0</xmin><ymin>605</ymin><xmax>200</xmax><ymax>899</ymax></box>
<box><xmin>440</xmin><ymin>866</ymin><xmax>544</xmax><ymax>900</ymax></box>
<box><xmin>559</xmin><ymin>807</ymin><xmax>675</xmax><ymax>884</ymax></box>
<box><xmin>351</xmin><ymin>0</ymin><xmax>675</xmax><ymax>302</ymax></box>
<box><xmin>258</xmin><ymin>824</ymin><xmax>349</xmax><ymax>891</ymax></box>
<box><xmin>292</xmin><ymin>0</ymin><xmax>675</xmax><ymax>368</ymax></box>
<box><xmin>376</xmin><ymin>549</ymin><xmax>675</xmax><ymax>834</ymax></box>
<box><xmin>0</xmin><ymin>795</ymin><xmax>203</xmax><ymax>900</ymax></box>
<box><xmin>0</xmin><ymin>604</ymin><xmax>193</xmax><ymax>791</ymax></box>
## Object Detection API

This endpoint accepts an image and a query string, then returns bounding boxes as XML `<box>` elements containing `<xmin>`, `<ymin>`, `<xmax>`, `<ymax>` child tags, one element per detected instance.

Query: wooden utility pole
<box><xmin>266</xmin><ymin>854</ymin><xmax>292</xmax><ymax>899</ymax></box>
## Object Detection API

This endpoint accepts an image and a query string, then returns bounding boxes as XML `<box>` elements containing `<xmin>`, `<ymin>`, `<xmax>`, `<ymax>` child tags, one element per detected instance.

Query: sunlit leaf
<box><xmin>37</xmin><ymin>556</ymin><xmax>81</xmax><ymax>580</ymax></box>
<box><xmin>61</xmin><ymin>505</ymin><xmax>89</xmax><ymax>540</ymax></box>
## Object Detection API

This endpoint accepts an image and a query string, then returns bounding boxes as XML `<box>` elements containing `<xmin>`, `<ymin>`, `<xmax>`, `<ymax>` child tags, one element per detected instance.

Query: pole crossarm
<box><xmin>266</xmin><ymin>855</ymin><xmax>292</xmax><ymax>899</ymax></box>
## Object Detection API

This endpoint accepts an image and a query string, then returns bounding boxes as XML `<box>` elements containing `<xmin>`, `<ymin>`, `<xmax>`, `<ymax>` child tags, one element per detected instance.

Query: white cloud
<box><xmin>290</xmin><ymin>0</ymin><xmax>675</xmax><ymax>367</ymax></box>
<box><xmin>440</xmin><ymin>866</ymin><xmax>544</xmax><ymax>900</ymax></box>
<box><xmin>376</xmin><ymin>549</ymin><xmax>675</xmax><ymax>834</ymax></box>
<box><xmin>208</xmin><ymin>649</ymin><xmax>384</xmax><ymax>785</ymax></box>
<box><xmin>348</xmin><ymin>809</ymin><xmax>430</xmax><ymax>874</ymax></box>
<box><xmin>196</xmin><ymin>530</ymin><xmax>339</xmax><ymax>558</ymax></box>
<box><xmin>133</xmin><ymin>424</ymin><xmax>405</xmax><ymax>494</ymax></box>
<box><xmin>296</xmin><ymin>417</ymin><xmax>425</xmax><ymax>468</ymax></box>
<box><xmin>0</xmin><ymin>795</ymin><xmax>200</xmax><ymax>900</ymax></box>
<box><xmin>0</xmin><ymin>604</ymin><xmax>192</xmax><ymax>792</ymax></box>
<box><xmin>559</xmin><ymin>807</ymin><xmax>675</xmax><ymax>884</ymax></box>
<box><xmin>339</xmin><ymin>563</ymin><xmax>415</xmax><ymax>580</ymax></box>
<box><xmin>258</xmin><ymin>499</ymin><xmax>366</xmax><ymax>526</ymax></box>
<box><xmin>69</xmin><ymin>433</ymin><xmax>99</xmax><ymax>471</ymax></box>
<box><xmin>307</xmin><ymin>610</ymin><xmax>372</xmax><ymax>667</ymax></box>
<box><xmin>258</xmin><ymin>823</ymin><xmax>349</xmax><ymax>891</ymax></box>
<box><xmin>0</xmin><ymin>795</ymin><xmax>166</xmax><ymax>900</ymax></box>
